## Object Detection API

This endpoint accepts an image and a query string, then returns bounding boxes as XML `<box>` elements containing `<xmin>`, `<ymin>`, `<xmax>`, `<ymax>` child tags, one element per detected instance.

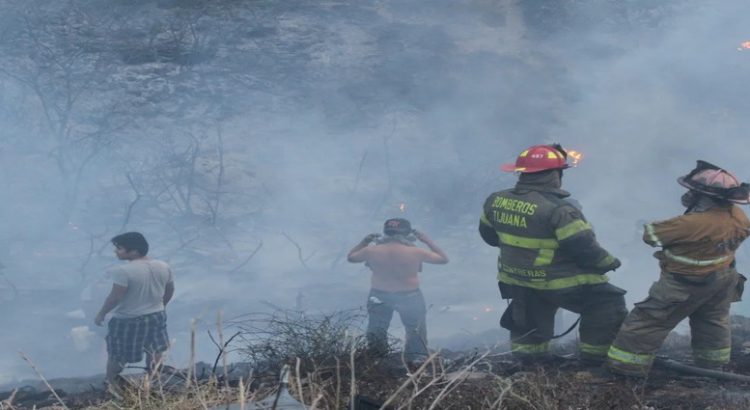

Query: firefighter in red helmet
<box><xmin>479</xmin><ymin>144</ymin><xmax>626</xmax><ymax>364</ymax></box>
<box><xmin>607</xmin><ymin>161</ymin><xmax>750</xmax><ymax>376</ymax></box>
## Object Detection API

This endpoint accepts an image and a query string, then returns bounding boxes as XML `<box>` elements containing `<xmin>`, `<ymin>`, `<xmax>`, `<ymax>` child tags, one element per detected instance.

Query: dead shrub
<box><xmin>228</xmin><ymin>308</ymin><xmax>394</xmax><ymax>375</ymax></box>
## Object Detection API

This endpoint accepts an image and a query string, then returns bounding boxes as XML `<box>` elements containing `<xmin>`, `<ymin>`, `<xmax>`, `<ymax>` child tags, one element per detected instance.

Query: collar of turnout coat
<box><xmin>514</xmin><ymin>171</ymin><xmax>571</xmax><ymax>198</ymax></box>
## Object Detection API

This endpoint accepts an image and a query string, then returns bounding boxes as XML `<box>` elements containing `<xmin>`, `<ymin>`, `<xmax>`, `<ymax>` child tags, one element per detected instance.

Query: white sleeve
<box><xmin>112</xmin><ymin>267</ymin><xmax>129</xmax><ymax>287</ymax></box>
<box><xmin>167</xmin><ymin>265</ymin><xmax>175</xmax><ymax>284</ymax></box>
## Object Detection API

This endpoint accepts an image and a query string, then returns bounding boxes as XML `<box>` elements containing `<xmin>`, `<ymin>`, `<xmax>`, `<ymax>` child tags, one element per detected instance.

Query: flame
<box><xmin>739</xmin><ymin>41</ymin><xmax>750</xmax><ymax>51</ymax></box>
<box><xmin>566</xmin><ymin>150</ymin><xmax>584</xmax><ymax>166</ymax></box>
<box><xmin>399</xmin><ymin>202</ymin><xmax>406</xmax><ymax>213</ymax></box>
<box><xmin>483</xmin><ymin>306</ymin><xmax>492</xmax><ymax>313</ymax></box>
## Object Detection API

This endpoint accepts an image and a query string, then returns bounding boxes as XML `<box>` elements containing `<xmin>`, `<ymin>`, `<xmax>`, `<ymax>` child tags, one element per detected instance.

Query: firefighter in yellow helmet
<box><xmin>479</xmin><ymin>144</ymin><xmax>626</xmax><ymax>364</ymax></box>
<box><xmin>607</xmin><ymin>161</ymin><xmax>750</xmax><ymax>376</ymax></box>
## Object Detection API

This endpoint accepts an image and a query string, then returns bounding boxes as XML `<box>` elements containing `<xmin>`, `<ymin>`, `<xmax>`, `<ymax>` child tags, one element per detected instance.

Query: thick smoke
<box><xmin>0</xmin><ymin>0</ymin><xmax>749</xmax><ymax>385</ymax></box>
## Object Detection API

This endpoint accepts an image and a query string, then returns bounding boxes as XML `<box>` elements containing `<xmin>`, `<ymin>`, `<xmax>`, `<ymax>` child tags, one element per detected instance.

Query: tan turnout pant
<box><xmin>607</xmin><ymin>269</ymin><xmax>741</xmax><ymax>376</ymax></box>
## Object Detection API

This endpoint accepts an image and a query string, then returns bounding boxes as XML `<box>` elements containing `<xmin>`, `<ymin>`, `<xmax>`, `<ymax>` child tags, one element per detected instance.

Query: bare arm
<box><xmin>415</xmin><ymin>231</ymin><xmax>449</xmax><ymax>264</ymax></box>
<box><xmin>347</xmin><ymin>233</ymin><xmax>380</xmax><ymax>263</ymax></box>
<box><xmin>95</xmin><ymin>284</ymin><xmax>128</xmax><ymax>326</ymax></box>
<box><xmin>163</xmin><ymin>281</ymin><xmax>175</xmax><ymax>306</ymax></box>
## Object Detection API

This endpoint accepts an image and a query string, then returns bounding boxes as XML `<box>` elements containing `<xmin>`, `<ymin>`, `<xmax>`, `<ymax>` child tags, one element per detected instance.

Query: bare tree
<box><xmin>0</xmin><ymin>1</ymin><xmax>126</xmax><ymax>218</ymax></box>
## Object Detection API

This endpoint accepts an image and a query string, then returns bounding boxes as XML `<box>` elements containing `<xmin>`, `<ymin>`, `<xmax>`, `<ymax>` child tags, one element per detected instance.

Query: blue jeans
<box><xmin>366</xmin><ymin>288</ymin><xmax>428</xmax><ymax>360</ymax></box>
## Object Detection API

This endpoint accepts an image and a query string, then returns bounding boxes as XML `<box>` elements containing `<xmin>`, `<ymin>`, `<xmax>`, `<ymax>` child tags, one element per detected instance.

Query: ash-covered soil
<box><xmin>5</xmin><ymin>318</ymin><xmax>750</xmax><ymax>410</ymax></box>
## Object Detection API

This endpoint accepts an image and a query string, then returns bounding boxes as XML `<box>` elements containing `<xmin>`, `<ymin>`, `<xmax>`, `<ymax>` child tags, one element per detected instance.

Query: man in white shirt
<box><xmin>95</xmin><ymin>232</ymin><xmax>175</xmax><ymax>384</ymax></box>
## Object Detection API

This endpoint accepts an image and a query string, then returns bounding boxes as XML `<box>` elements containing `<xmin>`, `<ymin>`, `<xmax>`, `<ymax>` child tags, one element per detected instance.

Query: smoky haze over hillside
<box><xmin>1</xmin><ymin>0</ymin><xmax>749</xmax><ymax>384</ymax></box>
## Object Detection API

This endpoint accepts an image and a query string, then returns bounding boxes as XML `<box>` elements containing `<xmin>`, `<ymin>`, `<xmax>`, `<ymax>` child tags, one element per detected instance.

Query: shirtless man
<box><xmin>347</xmin><ymin>218</ymin><xmax>449</xmax><ymax>361</ymax></box>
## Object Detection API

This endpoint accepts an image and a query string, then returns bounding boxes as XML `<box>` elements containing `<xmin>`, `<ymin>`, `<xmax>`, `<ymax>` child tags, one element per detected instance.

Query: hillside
<box><xmin>2</xmin><ymin>0</ymin><xmax>750</xmax><ymax>407</ymax></box>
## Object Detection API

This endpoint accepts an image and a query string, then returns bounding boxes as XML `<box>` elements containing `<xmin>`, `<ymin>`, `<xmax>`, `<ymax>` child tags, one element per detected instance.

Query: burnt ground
<box><xmin>4</xmin><ymin>353</ymin><xmax>750</xmax><ymax>409</ymax></box>
<box><xmin>5</xmin><ymin>316</ymin><xmax>750</xmax><ymax>409</ymax></box>
<box><xmin>349</xmin><ymin>351</ymin><xmax>750</xmax><ymax>410</ymax></box>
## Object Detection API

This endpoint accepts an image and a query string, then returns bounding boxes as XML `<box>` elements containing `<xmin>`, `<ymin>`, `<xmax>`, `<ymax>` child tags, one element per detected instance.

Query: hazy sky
<box><xmin>1</xmin><ymin>0</ymin><xmax>749</xmax><ymax>385</ymax></box>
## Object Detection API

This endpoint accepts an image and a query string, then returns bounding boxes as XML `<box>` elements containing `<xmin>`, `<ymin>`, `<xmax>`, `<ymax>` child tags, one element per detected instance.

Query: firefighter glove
<box><xmin>594</xmin><ymin>256</ymin><xmax>621</xmax><ymax>274</ymax></box>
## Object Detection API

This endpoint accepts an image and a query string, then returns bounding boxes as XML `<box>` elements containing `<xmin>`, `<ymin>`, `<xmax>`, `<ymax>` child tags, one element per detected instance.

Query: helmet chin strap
<box><xmin>683</xmin><ymin>191</ymin><xmax>723</xmax><ymax>214</ymax></box>
<box><xmin>682</xmin><ymin>191</ymin><xmax>699</xmax><ymax>215</ymax></box>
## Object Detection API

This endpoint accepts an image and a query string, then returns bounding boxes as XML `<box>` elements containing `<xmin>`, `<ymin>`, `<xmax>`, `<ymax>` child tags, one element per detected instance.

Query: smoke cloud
<box><xmin>0</xmin><ymin>0</ymin><xmax>749</xmax><ymax>385</ymax></box>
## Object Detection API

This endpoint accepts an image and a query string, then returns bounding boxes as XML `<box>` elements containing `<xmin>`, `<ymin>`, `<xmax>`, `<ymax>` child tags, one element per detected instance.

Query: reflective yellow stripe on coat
<box><xmin>497</xmin><ymin>232</ymin><xmax>559</xmax><ymax>267</ymax></box>
<box><xmin>498</xmin><ymin>270</ymin><xmax>608</xmax><ymax>290</ymax></box>
<box><xmin>555</xmin><ymin>220</ymin><xmax>592</xmax><ymax>241</ymax></box>
<box><xmin>663</xmin><ymin>250</ymin><xmax>731</xmax><ymax>267</ymax></box>
<box><xmin>644</xmin><ymin>223</ymin><xmax>663</xmax><ymax>246</ymax></box>
<box><xmin>595</xmin><ymin>254</ymin><xmax>617</xmax><ymax>268</ymax></box>
<box><xmin>498</xmin><ymin>232</ymin><xmax>558</xmax><ymax>249</ymax></box>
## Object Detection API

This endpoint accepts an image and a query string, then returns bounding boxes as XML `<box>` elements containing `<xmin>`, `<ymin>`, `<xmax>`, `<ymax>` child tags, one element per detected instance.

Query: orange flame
<box><xmin>567</xmin><ymin>150</ymin><xmax>584</xmax><ymax>166</ymax></box>
<box><xmin>399</xmin><ymin>203</ymin><xmax>406</xmax><ymax>213</ymax></box>
<box><xmin>739</xmin><ymin>41</ymin><xmax>750</xmax><ymax>50</ymax></box>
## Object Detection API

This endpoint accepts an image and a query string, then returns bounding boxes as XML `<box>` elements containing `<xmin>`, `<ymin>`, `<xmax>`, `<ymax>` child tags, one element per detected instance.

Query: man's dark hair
<box><xmin>111</xmin><ymin>232</ymin><xmax>149</xmax><ymax>256</ymax></box>
<box><xmin>383</xmin><ymin>218</ymin><xmax>412</xmax><ymax>236</ymax></box>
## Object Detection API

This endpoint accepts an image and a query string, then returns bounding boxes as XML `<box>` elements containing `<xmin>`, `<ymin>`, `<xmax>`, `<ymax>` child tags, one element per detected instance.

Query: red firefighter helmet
<box><xmin>678</xmin><ymin>160</ymin><xmax>750</xmax><ymax>204</ymax></box>
<box><xmin>501</xmin><ymin>144</ymin><xmax>571</xmax><ymax>173</ymax></box>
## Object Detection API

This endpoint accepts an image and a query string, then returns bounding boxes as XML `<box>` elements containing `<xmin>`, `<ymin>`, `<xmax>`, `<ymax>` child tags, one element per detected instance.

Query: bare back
<box><xmin>348</xmin><ymin>230</ymin><xmax>449</xmax><ymax>292</ymax></box>
<box><xmin>363</xmin><ymin>243</ymin><xmax>432</xmax><ymax>292</ymax></box>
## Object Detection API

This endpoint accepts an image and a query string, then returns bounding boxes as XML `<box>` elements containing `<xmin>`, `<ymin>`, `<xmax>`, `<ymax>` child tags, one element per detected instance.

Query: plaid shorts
<box><xmin>107</xmin><ymin>311</ymin><xmax>169</xmax><ymax>364</ymax></box>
